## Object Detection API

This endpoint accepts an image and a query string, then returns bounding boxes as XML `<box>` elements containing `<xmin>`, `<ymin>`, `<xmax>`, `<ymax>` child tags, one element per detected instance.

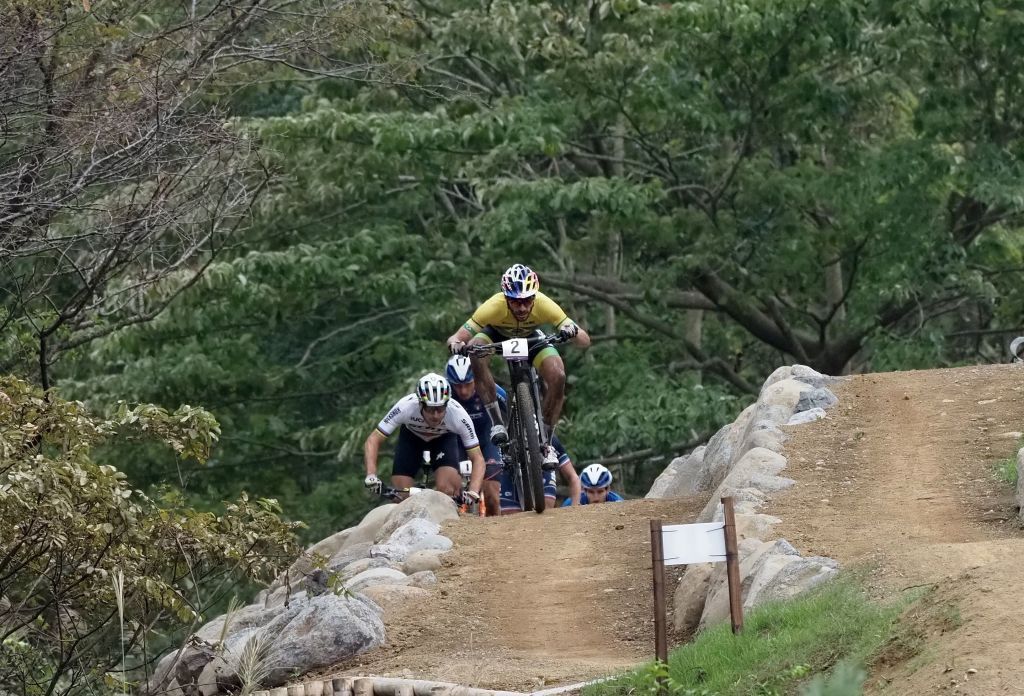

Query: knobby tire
<box><xmin>515</xmin><ymin>381</ymin><xmax>546</xmax><ymax>513</ymax></box>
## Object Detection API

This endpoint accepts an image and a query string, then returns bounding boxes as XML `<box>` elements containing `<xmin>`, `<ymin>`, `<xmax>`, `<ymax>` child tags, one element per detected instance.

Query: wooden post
<box><xmin>288</xmin><ymin>685</ymin><xmax>305</xmax><ymax>696</ymax></box>
<box><xmin>650</xmin><ymin>519</ymin><xmax>668</xmax><ymax>668</ymax></box>
<box><xmin>306</xmin><ymin>682</ymin><xmax>324</xmax><ymax>696</ymax></box>
<box><xmin>332</xmin><ymin>678</ymin><xmax>354</xmax><ymax>696</ymax></box>
<box><xmin>396</xmin><ymin>685</ymin><xmax>415</xmax><ymax>696</ymax></box>
<box><xmin>722</xmin><ymin>496</ymin><xmax>744</xmax><ymax>634</ymax></box>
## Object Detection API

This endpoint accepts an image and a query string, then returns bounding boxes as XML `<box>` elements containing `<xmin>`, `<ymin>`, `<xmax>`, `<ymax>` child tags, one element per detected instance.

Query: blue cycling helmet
<box><xmin>445</xmin><ymin>355</ymin><xmax>474</xmax><ymax>384</ymax></box>
<box><xmin>580</xmin><ymin>464</ymin><xmax>612</xmax><ymax>488</ymax></box>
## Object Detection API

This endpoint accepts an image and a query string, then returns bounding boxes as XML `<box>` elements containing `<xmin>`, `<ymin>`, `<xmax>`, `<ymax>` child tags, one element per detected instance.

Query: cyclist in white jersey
<box><xmin>363</xmin><ymin>373</ymin><xmax>486</xmax><ymax>502</ymax></box>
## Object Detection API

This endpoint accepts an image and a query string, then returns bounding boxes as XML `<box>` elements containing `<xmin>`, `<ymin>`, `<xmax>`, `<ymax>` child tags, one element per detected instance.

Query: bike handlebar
<box><xmin>462</xmin><ymin>332</ymin><xmax>569</xmax><ymax>358</ymax></box>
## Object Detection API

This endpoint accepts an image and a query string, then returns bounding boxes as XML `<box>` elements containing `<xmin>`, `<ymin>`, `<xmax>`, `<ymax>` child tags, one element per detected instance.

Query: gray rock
<box><xmin>743</xmin><ymin>421</ymin><xmax>787</xmax><ymax>454</ymax></box>
<box><xmin>407</xmin><ymin>570</ymin><xmax>437</xmax><ymax>588</ymax></box>
<box><xmin>358</xmin><ymin>585</ymin><xmax>431</xmax><ymax>612</ymax></box>
<box><xmin>196</xmin><ymin>655</ymin><xmax>235</xmax><ymax>696</ymax></box>
<box><xmin>761</xmin><ymin>366</ymin><xmax>795</xmax><ymax>390</ymax></box>
<box><xmin>375</xmin><ymin>491</ymin><xmax>459</xmax><ymax>542</ymax></box>
<box><xmin>304</xmin><ymin>568</ymin><xmax>330</xmax><ymax>597</ymax></box>
<box><xmin>337</xmin><ymin>503</ymin><xmax>399</xmax><ymax>552</ymax></box>
<box><xmin>268</xmin><ymin>528</ymin><xmax>354</xmax><ymax>592</ymax></box>
<box><xmin>672</xmin><ymin>562</ymin><xmax>714</xmax><ymax>634</ymax></box>
<box><xmin>343</xmin><ymin>567</ymin><xmax>408</xmax><ymax>593</ymax></box>
<box><xmin>259</xmin><ymin>594</ymin><xmax>385</xmax><ymax>687</ymax></box>
<box><xmin>700</xmin><ymin>538</ymin><xmax>805</xmax><ymax>628</ymax></box>
<box><xmin>148</xmin><ymin>644</ymin><xmax>215</xmax><ymax>696</ymax></box>
<box><xmin>747</xmin><ymin>555</ymin><xmax>839</xmax><ymax>606</ymax></box>
<box><xmin>698</xmin><ymin>448</ymin><xmax>791</xmax><ymax>520</ymax></box>
<box><xmin>409</xmin><ymin>534</ymin><xmax>453</xmax><ymax>553</ymax></box>
<box><xmin>402</xmin><ymin>550</ymin><xmax>444</xmax><ymax>574</ymax></box>
<box><xmin>795</xmin><ymin>387</ymin><xmax>838</xmax><ymax>413</ymax></box>
<box><xmin>791</xmin><ymin>364</ymin><xmax>841</xmax><ymax>389</ymax></box>
<box><xmin>327</xmin><ymin>541</ymin><xmax>374</xmax><ymax>572</ymax></box>
<box><xmin>368</xmin><ymin>543</ymin><xmax>412</xmax><ymax>563</ymax></box>
<box><xmin>787</xmin><ymin>408</ymin><xmax>827</xmax><ymax>425</ymax></box>
<box><xmin>369</xmin><ymin>518</ymin><xmax>443</xmax><ymax>562</ymax></box>
<box><xmin>195</xmin><ymin>602</ymin><xmax>285</xmax><ymax>644</ymax></box>
<box><xmin>645</xmin><ymin>446</ymin><xmax>707</xmax><ymax>499</ymax></box>
<box><xmin>263</xmin><ymin>587</ymin><xmax>307</xmax><ymax>610</ymax></box>
<box><xmin>339</xmin><ymin>557</ymin><xmax>402</xmax><ymax>581</ymax></box>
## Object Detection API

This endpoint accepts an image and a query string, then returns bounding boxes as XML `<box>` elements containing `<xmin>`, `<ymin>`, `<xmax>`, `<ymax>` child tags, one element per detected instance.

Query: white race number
<box><xmin>501</xmin><ymin>338</ymin><xmax>529</xmax><ymax>359</ymax></box>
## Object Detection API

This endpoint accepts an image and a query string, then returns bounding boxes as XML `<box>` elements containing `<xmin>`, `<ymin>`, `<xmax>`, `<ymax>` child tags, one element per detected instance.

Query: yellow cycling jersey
<box><xmin>464</xmin><ymin>292</ymin><xmax>573</xmax><ymax>338</ymax></box>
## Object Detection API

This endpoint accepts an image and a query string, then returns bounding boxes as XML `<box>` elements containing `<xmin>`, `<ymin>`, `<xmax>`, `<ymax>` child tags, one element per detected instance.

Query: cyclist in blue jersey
<box><xmin>561</xmin><ymin>464</ymin><xmax>624</xmax><ymax>505</ymax></box>
<box><xmin>499</xmin><ymin>433</ymin><xmax>582</xmax><ymax>512</ymax></box>
<box><xmin>445</xmin><ymin>355</ymin><xmax>506</xmax><ymax>516</ymax></box>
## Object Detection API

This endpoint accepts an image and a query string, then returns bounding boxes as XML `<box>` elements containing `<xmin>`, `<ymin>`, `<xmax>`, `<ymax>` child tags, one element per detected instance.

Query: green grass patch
<box><xmin>993</xmin><ymin>454</ymin><xmax>1019</xmax><ymax>486</ymax></box>
<box><xmin>588</xmin><ymin>577</ymin><xmax>911</xmax><ymax>696</ymax></box>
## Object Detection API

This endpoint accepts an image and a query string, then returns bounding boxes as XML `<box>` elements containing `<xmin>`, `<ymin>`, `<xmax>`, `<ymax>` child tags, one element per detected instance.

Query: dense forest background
<box><xmin>5</xmin><ymin>0</ymin><xmax>1024</xmax><ymax>547</ymax></box>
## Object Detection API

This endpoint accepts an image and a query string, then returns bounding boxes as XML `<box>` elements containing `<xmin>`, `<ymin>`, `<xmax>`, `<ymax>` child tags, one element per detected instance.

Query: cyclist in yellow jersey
<box><xmin>445</xmin><ymin>264</ymin><xmax>590</xmax><ymax>460</ymax></box>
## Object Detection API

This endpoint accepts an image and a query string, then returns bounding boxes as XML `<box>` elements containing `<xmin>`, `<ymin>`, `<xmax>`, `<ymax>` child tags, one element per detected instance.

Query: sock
<box><xmin>485</xmin><ymin>401</ymin><xmax>505</xmax><ymax>427</ymax></box>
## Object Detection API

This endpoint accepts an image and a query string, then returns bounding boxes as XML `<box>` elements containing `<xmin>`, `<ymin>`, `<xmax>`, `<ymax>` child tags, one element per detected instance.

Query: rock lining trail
<box><xmin>327</xmin><ymin>364</ymin><xmax>1024</xmax><ymax>694</ymax></box>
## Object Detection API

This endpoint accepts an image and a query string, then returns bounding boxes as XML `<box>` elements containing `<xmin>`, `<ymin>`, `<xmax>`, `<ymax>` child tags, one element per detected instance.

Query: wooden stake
<box><xmin>353</xmin><ymin>678</ymin><xmax>374</xmax><ymax>696</ymax></box>
<box><xmin>722</xmin><ymin>496</ymin><xmax>744</xmax><ymax>634</ymax></box>
<box><xmin>650</xmin><ymin>519</ymin><xmax>668</xmax><ymax>663</ymax></box>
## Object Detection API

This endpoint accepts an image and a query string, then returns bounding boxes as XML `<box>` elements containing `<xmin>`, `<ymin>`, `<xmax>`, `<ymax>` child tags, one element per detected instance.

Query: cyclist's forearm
<box><xmin>363</xmin><ymin>431</ymin><xmax>384</xmax><ymax>476</ymax></box>
<box><xmin>466</xmin><ymin>447</ymin><xmax>486</xmax><ymax>493</ymax></box>
<box><xmin>572</xmin><ymin>326</ymin><xmax>591</xmax><ymax>349</ymax></box>
<box><xmin>446</xmin><ymin>326</ymin><xmax>473</xmax><ymax>347</ymax></box>
<box><xmin>566</xmin><ymin>468</ymin><xmax>582</xmax><ymax>504</ymax></box>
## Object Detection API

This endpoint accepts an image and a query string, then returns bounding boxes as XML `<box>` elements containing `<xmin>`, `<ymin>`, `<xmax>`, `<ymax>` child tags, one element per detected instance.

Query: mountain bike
<box><xmin>465</xmin><ymin>332</ymin><xmax>568</xmax><ymax>514</ymax></box>
<box><xmin>374</xmin><ymin>455</ymin><xmax>484</xmax><ymax>515</ymax></box>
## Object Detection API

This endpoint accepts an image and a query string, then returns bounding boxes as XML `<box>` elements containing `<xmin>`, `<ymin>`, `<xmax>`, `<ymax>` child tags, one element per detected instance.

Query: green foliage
<box><xmin>0</xmin><ymin>377</ymin><xmax>301</xmax><ymax>694</ymax></box>
<box><xmin>46</xmin><ymin>0</ymin><xmax>1024</xmax><ymax>540</ymax></box>
<box><xmin>587</xmin><ymin>577</ymin><xmax>904</xmax><ymax>696</ymax></box>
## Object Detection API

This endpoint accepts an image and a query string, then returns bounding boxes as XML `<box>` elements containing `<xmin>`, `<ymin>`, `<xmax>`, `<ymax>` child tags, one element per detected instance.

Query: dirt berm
<box><xmin>326</xmin><ymin>364</ymin><xmax>1024</xmax><ymax>695</ymax></box>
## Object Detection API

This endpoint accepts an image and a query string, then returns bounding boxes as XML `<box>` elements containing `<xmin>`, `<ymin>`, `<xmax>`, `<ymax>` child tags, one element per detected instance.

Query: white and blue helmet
<box><xmin>580</xmin><ymin>464</ymin><xmax>612</xmax><ymax>488</ymax></box>
<box><xmin>445</xmin><ymin>355</ymin><xmax>474</xmax><ymax>384</ymax></box>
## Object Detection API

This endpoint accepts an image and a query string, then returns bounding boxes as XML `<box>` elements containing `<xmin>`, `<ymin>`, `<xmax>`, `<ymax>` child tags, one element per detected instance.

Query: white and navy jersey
<box><xmin>376</xmin><ymin>394</ymin><xmax>480</xmax><ymax>448</ymax></box>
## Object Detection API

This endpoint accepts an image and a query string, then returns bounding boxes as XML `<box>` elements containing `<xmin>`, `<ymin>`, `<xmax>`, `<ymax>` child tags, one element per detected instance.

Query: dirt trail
<box><xmin>328</xmin><ymin>498</ymin><xmax>704</xmax><ymax>691</ymax></box>
<box><xmin>327</xmin><ymin>364</ymin><xmax>1024</xmax><ymax>693</ymax></box>
<box><xmin>770</xmin><ymin>364</ymin><xmax>1024</xmax><ymax>695</ymax></box>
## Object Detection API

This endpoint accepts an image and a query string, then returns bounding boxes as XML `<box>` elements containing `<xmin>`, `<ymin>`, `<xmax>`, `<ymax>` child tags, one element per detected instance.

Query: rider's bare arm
<box><xmin>466</xmin><ymin>445</ymin><xmax>486</xmax><ymax>496</ymax></box>
<box><xmin>363</xmin><ymin>429</ymin><xmax>387</xmax><ymax>476</ymax></box>
<box><xmin>561</xmin><ymin>461</ymin><xmax>582</xmax><ymax>505</ymax></box>
<box><xmin>446</xmin><ymin>325</ymin><xmax>473</xmax><ymax>350</ymax></box>
<box><xmin>569</xmin><ymin>324</ymin><xmax>591</xmax><ymax>349</ymax></box>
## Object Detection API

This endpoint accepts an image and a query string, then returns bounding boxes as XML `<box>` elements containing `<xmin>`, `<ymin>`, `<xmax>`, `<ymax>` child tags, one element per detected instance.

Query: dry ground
<box><xmin>327</xmin><ymin>364</ymin><xmax>1024</xmax><ymax>694</ymax></box>
<box><xmin>770</xmin><ymin>364</ymin><xmax>1024</xmax><ymax>695</ymax></box>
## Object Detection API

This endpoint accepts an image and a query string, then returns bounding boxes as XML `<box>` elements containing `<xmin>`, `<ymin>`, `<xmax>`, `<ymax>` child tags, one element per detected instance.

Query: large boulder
<box><xmin>646</xmin><ymin>446</ymin><xmax>707</xmax><ymax>499</ymax></box>
<box><xmin>374</xmin><ymin>491</ymin><xmax>459</xmax><ymax>542</ymax></box>
<box><xmin>338</xmin><ymin>503</ymin><xmax>399</xmax><ymax>552</ymax></box>
<box><xmin>259</xmin><ymin>594</ymin><xmax>385</xmax><ymax>687</ymax></box>
<box><xmin>195</xmin><ymin>602</ymin><xmax>285</xmax><ymax>644</ymax></box>
<box><xmin>369</xmin><ymin>518</ymin><xmax>443</xmax><ymax>563</ymax></box>
<box><xmin>402</xmin><ymin>549</ymin><xmax>445</xmax><ymax>574</ymax></box>
<box><xmin>327</xmin><ymin>541</ymin><xmax>374</xmax><ymax>572</ymax></box>
<box><xmin>698</xmin><ymin>538</ymin><xmax>836</xmax><ymax>629</ymax></box>
<box><xmin>672</xmin><ymin>563</ymin><xmax>714</xmax><ymax>634</ymax></box>
<box><xmin>359</xmin><ymin>585</ymin><xmax>432</xmax><ymax>613</ymax></box>
<box><xmin>339</xmin><ymin>557</ymin><xmax>403</xmax><ymax>581</ymax></box>
<box><xmin>791</xmin><ymin>364</ymin><xmax>841</xmax><ymax>389</ymax></box>
<box><xmin>343</xmin><ymin>567</ymin><xmax>409</xmax><ymax>593</ymax></box>
<box><xmin>697</xmin><ymin>448</ymin><xmax>793</xmax><ymax>521</ymax></box>
<box><xmin>796</xmin><ymin>387</ymin><xmax>838</xmax><ymax>412</ymax></box>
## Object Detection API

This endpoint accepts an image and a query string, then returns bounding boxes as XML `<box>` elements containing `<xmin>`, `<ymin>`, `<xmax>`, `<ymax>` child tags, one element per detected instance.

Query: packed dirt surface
<box><xmin>326</xmin><ymin>498</ymin><xmax>704</xmax><ymax>691</ymax></box>
<box><xmin>326</xmin><ymin>364</ymin><xmax>1024</xmax><ymax>694</ymax></box>
<box><xmin>771</xmin><ymin>364</ymin><xmax>1024</xmax><ymax>695</ymax></box>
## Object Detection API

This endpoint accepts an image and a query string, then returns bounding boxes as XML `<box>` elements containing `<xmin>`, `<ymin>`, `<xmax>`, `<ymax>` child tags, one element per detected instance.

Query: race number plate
<box><xmin>501</xmin><ymin>338</ymin><xmax>529</xmax><ymax>359</ymax></box>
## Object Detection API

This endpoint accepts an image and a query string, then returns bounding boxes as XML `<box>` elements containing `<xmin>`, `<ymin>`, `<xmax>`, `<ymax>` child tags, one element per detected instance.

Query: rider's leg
<box><xmin>391</xmin><ymin>427</ymin><xmax>426</xmax><ymax>499</ymax></box>
<box><xmin>543</xmin><ymin>470</ymin><xmax>557</xmax><ymax>509</ymax></box>
<box><xmin>482</xmin><ymin>448</ymin><xmax>503</xmax><ymax>517</ymax></box>
<box><xmin>431</xmin><ymin>434</ymin><xmax>464</xmax><ymax>498</ymax></box>
<box><xmin>469</xmin><ymin>330</ymin><xmax>507</xmax><ymax>443</ymax></box>
<box><xmin>537</xmin><ymin>352</ymin><xmax>567</xmax><ymax>434</ymax></box>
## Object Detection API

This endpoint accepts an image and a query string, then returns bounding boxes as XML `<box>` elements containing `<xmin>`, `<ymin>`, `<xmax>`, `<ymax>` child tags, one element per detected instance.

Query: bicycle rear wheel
<box><xmin>515</xmin><ymin>381</ymin><xmax>546</xmax><ymax>513</ymax></box>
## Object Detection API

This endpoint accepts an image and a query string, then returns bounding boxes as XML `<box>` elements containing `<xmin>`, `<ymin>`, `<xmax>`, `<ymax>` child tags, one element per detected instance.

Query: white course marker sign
<box><xmin>650</xmin><ymin>496</ymin><xmax>743</xmax><ymax>676</ymax></box>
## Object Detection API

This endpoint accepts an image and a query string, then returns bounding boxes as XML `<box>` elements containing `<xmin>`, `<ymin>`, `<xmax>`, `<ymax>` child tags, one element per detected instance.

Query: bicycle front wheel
<box><xmin>515</xmin><ymin>381</ymin><xmax>546</xmax><ymax>513</ymax></box>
